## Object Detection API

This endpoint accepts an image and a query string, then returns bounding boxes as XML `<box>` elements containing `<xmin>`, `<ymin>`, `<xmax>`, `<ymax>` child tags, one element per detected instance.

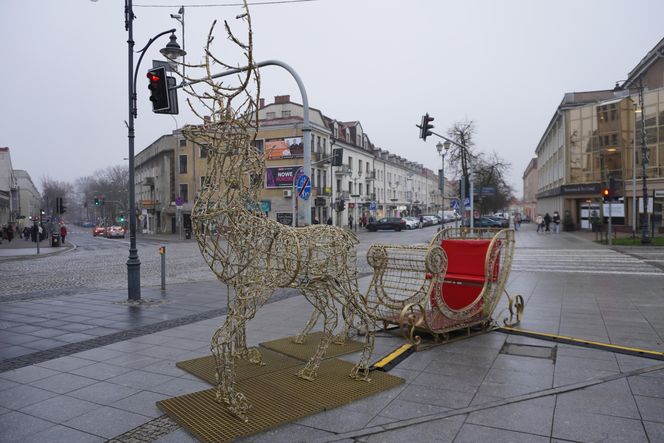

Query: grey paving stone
<box><xmin>140</xmin><ymin>360</ymin><xmax>190</xmax><ymax>378</ymax></box>
<box><xmin>19</xmin><ymin>394</ymin><xmax>103</xmax><ymax>422</ymax></box>
<box><xmin>467</xmin><ymin>396</ymin><xmax>554</xmax><ymax>436</ymax></box>
<box><xmin>628</xmin><ymin>374</ymin><xmax>664</xmax><ymax>398</ymax></box>
<box><xmin>104</xmin><ymin>353</ymin><xmax>162</xmax><ymax>369</ymax></box>
<box><xmin>644</xmin><ymin>421</ymin><xmax>664</xmax><ymax>442</ymax></box>
<box><xmin>377</xmin><ymin>398</ymin><xmax>448</xmax><ymax>421</ymax></box>
<box><xmin>0</xmin><ymin>364</ymin><xmax>60</xmax><ymax>383</ymax></box>
<box><xmin>0</xmin><ymin>377</ymin><xmax>20</xmax><ymax>392</ymax></box>
<box><xmin>297</xmin><ymin>406</ymin><xmax>374</xmax><ymax>433</ymax></box>
<box><xmin>410</xmin><ymin>370</ymin><xmax>482</xmax><ymax>394</ymax></box>
<box><xmin>397</xmin><ymin>382</ymin><xmax>475</xmax><ymax>409</ymax></box>
<box><xmin>105</xmin><ymin>369</ymin><xmax>175</xmax><ymax>390</ymax></box>
<box><xmin>69</xmin><ymin>361</ymin><xmax>134</xmax><ymax>380</ymax></box>
<box><xmin>22</xmin><ymin>425</ymin><xmax>105</xmax><ymax>443</ymax></box>
<box><xmin>553</xmin><ymin>408</ymin><xmax>648</xmax><ymax>442</ymax></box>
<box><xmin>67</xmin><ymin>380</ymin><xmax>140</xmax><ymax>405</ymax></box>
<box><xmin>365</xmin><ymin>414</ymin><xmax>466</xmax><ymax>443</ymax></box>
<box><xmin>555</xmin><ymin>378</ymin><xmax>641</xmax><ymax>417</ymax></box>
<box><xmin>149</xmin><ymin>376</ymin><xmax>211</xmax><ymax>396</ymax></box>
<box><xmin>154</xmin><ymin>427</ymin><xmax>198</xmax><ymax>443</ymax></box>
<box><xmin>36</xmin><ymin>356</ymin><xmax>96</xmax><ymax>372</ymax></box>
<box><xmin>30</xmin><ymin>372</ymin><xmax>98</xmax><ymax>394</ymax></box>
<box><xmin>74</xmin><ymin>347</ymin><xmax>128</xmax><ymax>362</ymax></box>
<box><xmin>110</xmin><ymin>390</ymin><xmax>168</xmax><ymax>418</ymax></box>
<box><xmin>0</xmin><ymin>344</ymin><xmax>35</xmax><ymax>359</ymax></box>
<box><xmin>455</xmin><ymin>422</ymin><xmax>549</xmax><ymax>443</ymax></box>
<box><xmin>634</xmin><ymin>394</ymin><xmax>664</xmax><ymax>422</ymax></box>
<box><xmin>0</xmin><ymin>383</ymin><xmax>58</xmax><ymax>409</ymax></box>
<box><xmin>236</xmin><ymin>422</ymin><xmax>333</xmax><ymax>443</ymax></box>
<box><xmin>63</xmin><ymin>405</ymin><xmax>152</xmax><ymax>439</ymax></box>
<box><xmin>0</xmin><ymin>410</ymin><xmax>55</xmax><ymax>441</ymax></box>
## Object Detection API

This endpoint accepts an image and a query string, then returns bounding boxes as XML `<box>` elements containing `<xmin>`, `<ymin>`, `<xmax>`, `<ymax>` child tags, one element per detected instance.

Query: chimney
<box><xmin>259</xmin><ymin>98</ymin><xmax>265</xmax><ymax>108</ymax></box>
<box><xmin>274</xmin><ymin>95</ymin><xmax>290</xmax><ymax>104</ymax></box>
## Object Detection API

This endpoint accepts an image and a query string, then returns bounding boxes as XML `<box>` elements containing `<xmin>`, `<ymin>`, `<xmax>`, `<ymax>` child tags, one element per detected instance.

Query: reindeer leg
<box><xmin>210</xmin><ymin>308</ymin><xmax>251</xmax><ymax>421</ymax></box>
<box><xmin>348</xmin><ymin>288</ymin><xmax>376</xmax><ymax>382</ymax></box>
<box><xmin>293</xmin><ymin>307</ymin><xmax>319</xmax><ymax>344</ymax></box>
<box><xmin>333</xmin><ymin>293</ymin><xmax>353</xmax><ymax>345</ymax></box>
<box><xmin>297</xmin><ymin>288</ymin><xmax>337</xmax><ymax>381</ymax></box>
<box><xmin>233</xmin><ymin>298</ymin><xmax>264</xmax><ymax>366</ymax></box>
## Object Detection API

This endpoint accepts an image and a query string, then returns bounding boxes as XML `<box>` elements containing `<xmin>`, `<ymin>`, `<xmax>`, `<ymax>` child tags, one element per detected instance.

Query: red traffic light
<box><xmin>147</xmin><ymin>73</ymin><xmax>160</xmax><ymax>83</ymax></box>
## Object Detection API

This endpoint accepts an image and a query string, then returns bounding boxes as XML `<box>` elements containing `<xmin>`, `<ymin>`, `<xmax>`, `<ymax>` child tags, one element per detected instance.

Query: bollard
<box><xmin>159</xmin><ymin>246</ymin><xmax>166</xmax><ymax>290</ymax></box>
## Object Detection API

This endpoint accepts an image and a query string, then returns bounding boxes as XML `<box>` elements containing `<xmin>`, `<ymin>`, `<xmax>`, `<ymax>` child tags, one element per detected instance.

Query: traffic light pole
<box><xmin>416</xmin><ymin>125</ymin><xmax>474</xmax><ymax>227</ymax></box>
<box><xmin>126</xmin><ymin>0</ymin><xmax>177</xmax><ymax>301</ymax></box>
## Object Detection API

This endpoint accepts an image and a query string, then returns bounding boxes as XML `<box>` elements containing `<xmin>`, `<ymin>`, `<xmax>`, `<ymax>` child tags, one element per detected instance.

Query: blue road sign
<box><xmin>370</xmin><ymin>201</ymin><xmax>377</xmax><ymax>211</ymax></box>
<box><xmin>451</xmin><ymin>199</ymin><xmax>460</xmax><ymax>210</ymax></box>
<box><xmin>296</xmin><ymin>174</ymin><xmax>311</xmax><ymax>200</ymax></box>
<box><xmin>464</xmin><ymin>197</ymin><xmax>470</xmax><ymax>208</ymax></box>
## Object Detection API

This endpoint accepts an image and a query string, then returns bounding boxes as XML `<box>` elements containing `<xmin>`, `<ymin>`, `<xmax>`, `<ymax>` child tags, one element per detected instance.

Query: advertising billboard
<box><xmin>265</xmin><ymin>137</ymin><xmax>304</xmax><ymax>159</ymax></box>
<box><xmin>265</xmin><ymin>166</ymin><xmax>303</xmax><ymax>188</ymax></box>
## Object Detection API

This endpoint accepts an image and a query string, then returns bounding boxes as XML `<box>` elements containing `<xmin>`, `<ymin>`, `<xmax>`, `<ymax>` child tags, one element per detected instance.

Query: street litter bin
<box><xmin>51</xmin><ymin>234</ymin><xmax>61</xmax><ymax>247</ymax></box>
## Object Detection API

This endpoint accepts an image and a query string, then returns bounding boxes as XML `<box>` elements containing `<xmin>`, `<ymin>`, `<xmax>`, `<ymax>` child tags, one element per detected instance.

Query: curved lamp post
<box><xmin>126</xmin><ymin>0</ymin><xmax>185</xmax><ymax>301</ymax></box>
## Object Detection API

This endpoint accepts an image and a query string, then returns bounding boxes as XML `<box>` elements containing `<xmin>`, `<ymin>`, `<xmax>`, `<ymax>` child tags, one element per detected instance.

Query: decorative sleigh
<box><xmin>365</xmin><ymin>227</ymin><xmax>523</xmax><ymax>346</ymax></box>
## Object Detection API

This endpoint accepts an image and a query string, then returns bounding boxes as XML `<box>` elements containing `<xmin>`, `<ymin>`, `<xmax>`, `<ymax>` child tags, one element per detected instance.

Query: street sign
<box><xmin>464</xmin><ymin>197</ymin><xmax>470</xmax><ymax>209</ymax></box>
<box><xmin>451</xmin><ymin>199</ymin><xmax>459</xmax><ymax>210</ymax></box>
<box><xmin>370</xmin><ymin>201</ymin><xmax>377</xmax><ymax>211</ymax></box>
<box><xmin>296</xmin><ymin>174</ymin><xmax>311</xmax><ymax>200</ymax></box>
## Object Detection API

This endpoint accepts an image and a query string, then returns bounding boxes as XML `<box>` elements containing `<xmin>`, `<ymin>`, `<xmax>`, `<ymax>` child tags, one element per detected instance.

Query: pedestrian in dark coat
<box><xmin>544</xmin><ymin>212</ymin><xmax>552</xmax><ymax>232</ymax></box>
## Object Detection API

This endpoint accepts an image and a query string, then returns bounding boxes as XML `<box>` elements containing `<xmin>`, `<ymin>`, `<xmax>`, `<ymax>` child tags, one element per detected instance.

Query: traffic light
<box><xmin>147</xmin><ymin>67</ymin><xmax>169</xmax><ymax>112</ymax></box>
<box><xmin>332</xmin><ymin>148</ymin><xmax>343</xmax><ymax>166</ymax></box>
<box><xmin>602</xmin><ymin>187</ymin><xmax>611</xmax><ymax>202</ymax></box>
<box><xmin>94</xmin><ymin>197</ymin><xmax>100</xmax><ymax>206</ymax></box>
<box><xmin>119</xmin><ymin>213</ymin><xmax>125</xmax><ymax>223</ymax></box>
<box><xmin>56</xmin><ymin>197</ymin><xmax>66</xmax><ymax>214</ymax></box>
<box><xmin>335</xmin><ymin>200</ymin><xmax>346</xmax><ymax>212</ymax></box>
<box><xmin>419</xmin><ymin>113</ymin><xmax>435</xmax><ymax>141</ymax></box>
<box><xmin>608</xmin><ymin>176</ymin><xmax>616</xmax><ymax>197</ymax></box>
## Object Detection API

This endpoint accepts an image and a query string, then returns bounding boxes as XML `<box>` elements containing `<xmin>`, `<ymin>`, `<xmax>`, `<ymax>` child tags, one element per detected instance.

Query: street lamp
<box><xmin>125</xmin><ymin>0</ymin><xmax>185</xmax><ymax>301</ymax></box>
<box><xmin>436</xmin><ymin>140</ymin><xmax>451</xmax><ymax>217</ymax></box>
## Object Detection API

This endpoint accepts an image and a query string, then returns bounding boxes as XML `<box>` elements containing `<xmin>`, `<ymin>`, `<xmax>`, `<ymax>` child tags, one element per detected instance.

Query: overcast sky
<box><xmin>3</xmin><ymin>0</ymin><xmax>663</xmax><ymax>196</ymax></box>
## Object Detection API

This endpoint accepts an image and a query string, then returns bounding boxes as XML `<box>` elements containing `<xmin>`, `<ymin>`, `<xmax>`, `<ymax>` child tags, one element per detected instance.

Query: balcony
<box><xmin>364</xmin><ymin>170</ymin><xmax>376</xmax><ymax>181</ymax></box>
<box><xmin>335</xmin><ymin>165</ymin><xmax>351</xmax><ymax>176</ymax></box>
<box><xmin>312</xmin><ymin>152</ymin><xmax>331</xmax><ymax>164</ymax></box>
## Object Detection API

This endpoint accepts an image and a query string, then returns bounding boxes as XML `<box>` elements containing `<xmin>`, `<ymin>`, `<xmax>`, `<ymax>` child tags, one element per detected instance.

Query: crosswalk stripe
<box><xmin>512</xmin><ymin>248</ymin><xmax>663</xmax><ymax>275</ymax></box>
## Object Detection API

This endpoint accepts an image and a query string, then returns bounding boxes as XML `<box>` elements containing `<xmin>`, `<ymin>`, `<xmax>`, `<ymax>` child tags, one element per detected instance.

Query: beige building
<box><xmin>534</xmin><ymin>37</ymin><xmax>664</xmax><ymax>231</ymax></box>
<box><xmin>522</xmin><ymin>158</ymin><xmax>537</xmax><ymax>221</ymax></box>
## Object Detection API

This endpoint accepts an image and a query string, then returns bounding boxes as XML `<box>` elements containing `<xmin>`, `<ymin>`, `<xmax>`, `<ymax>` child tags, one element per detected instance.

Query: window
<box><xmin>348</xmin><ymin>156</ymin><xmax>353</xmax><ymax>170</ymax></box>
<box><xmin>179</xmin><ymin>155</ymin><xmax>187</xmax><ymax>174</ymax></box>
<box><xmin>252</xmin><ymin>139</ymin><xmax>264</xmax><ymax>154</ymax></box>
<box><xmin>199</xmin><ymin>145</ymin><xmax>208</xmax><ymax>158</ymax></box>
<box><xmin>179</xmin><ymin>184</ymin><xmax>189</xmax><ymax>203</ymax></box>
<box><xmin>200</xmin><ymin>176</ymin><xmax>207</xmax><ymax>189</ymax></box>
<box><xmin>281</xmin><ymin>110</ymin><xmax>291</xmax><ymax>118</ymax></box>
<box><xmin>266</xmin><ymin>112</ymin><xmax>275</xmax><ymax>119</ymax></box>
<box><xmin>179</xmin><ymin>139</ymin><xmax>187</xmax><ymax>147</ymax></box>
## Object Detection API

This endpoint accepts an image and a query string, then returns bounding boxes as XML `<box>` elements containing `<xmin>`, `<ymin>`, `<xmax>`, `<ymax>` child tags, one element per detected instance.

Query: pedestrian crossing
<box><xmin>512</xmin><ymin>248</ymin><xmax>664</xmax><ymax>276</ymax></box>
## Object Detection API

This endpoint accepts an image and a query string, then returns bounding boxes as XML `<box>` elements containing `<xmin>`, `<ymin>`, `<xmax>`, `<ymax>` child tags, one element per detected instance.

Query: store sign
<box><xmin>276</xmin><ymin>212</ymin><xmax>293</xmax><ymax>225</ymax></box>
<box><xmin>265</xmin><ymin>166</ymin><xmax>303</xmax><ymax>188</ymax></box>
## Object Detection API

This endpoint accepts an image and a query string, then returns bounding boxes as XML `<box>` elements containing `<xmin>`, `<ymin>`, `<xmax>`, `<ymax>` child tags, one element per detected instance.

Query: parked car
<box><xmin>403</xmin><ymin>217</ymin><xmax>420</xmax><ymax>230</ymax></box>
<box><xmin>423</xmin><ymin>215</ymin><xmax>439</xmax><ymax>226</ymax></box>
<box><xmin>366</xmin><ymin>217</ymin><xmax>407</xmax><ymax>232</ymax></box>
<box><xmin>485</xmin><ymin>215</ymin><xmax>510</xmax><ymax>228</ymax></box>
<box><xmin>92</xmin><ymin>226</ymin><xmax>106</xmax><ymax>237</ymax></box>
<box><xmin>105</xmin><ymin>225</ymin><xmax>126</xmax><ymax>238</ymax></box>
<box><xmin>471</xmin><ymin>217</ymin><xmax>504</xmax><ymax>228</ymax></box>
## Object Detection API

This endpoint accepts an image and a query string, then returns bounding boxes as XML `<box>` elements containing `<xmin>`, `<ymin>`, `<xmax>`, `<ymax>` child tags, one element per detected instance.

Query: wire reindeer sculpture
<box><xmin>174</xmin><ymin>2</ymin><xmax>377</xmax><ymax>422</ymax></box>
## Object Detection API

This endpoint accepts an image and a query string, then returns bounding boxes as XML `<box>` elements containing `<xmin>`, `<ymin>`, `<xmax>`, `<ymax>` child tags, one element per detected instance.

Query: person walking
<box><xmin>536</xmin><ymin>214</ymin><xmax>543</xmax><ymax>233</ymax></box>
<box><xmin>60</xmin><ymin>224</ymin><xmax>68</xmax><ymax>244</ymax></box>
<box><xmin>514</xmin><ymin>213</ymin><xmax>521</xmax><ymax>231</ymax></box>
<box><xmin>552</xmin><ymin>211</ymin><xmax>561</xmax><ymax>234</ymax></box>
<box><xmin>544</xmin><ymin>212</ymin><xmax>552</xmax><ymax>232</ymax></box>
<box><xmin>326</xmin><ymin>216</ymin><xmax>332</xmax><ymax>225</ymax></box>
<box><xmin>348</xmin><ymin>214</ymin><xmax>353</xmax><ymax>230</ymax></box>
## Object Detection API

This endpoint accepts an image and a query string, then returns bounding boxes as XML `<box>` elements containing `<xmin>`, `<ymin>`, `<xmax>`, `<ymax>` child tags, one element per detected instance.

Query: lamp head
<box><xmin>160</xmin><ymin>33</ymin><xmax>186</xmax><ymax>60</ymax></box>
